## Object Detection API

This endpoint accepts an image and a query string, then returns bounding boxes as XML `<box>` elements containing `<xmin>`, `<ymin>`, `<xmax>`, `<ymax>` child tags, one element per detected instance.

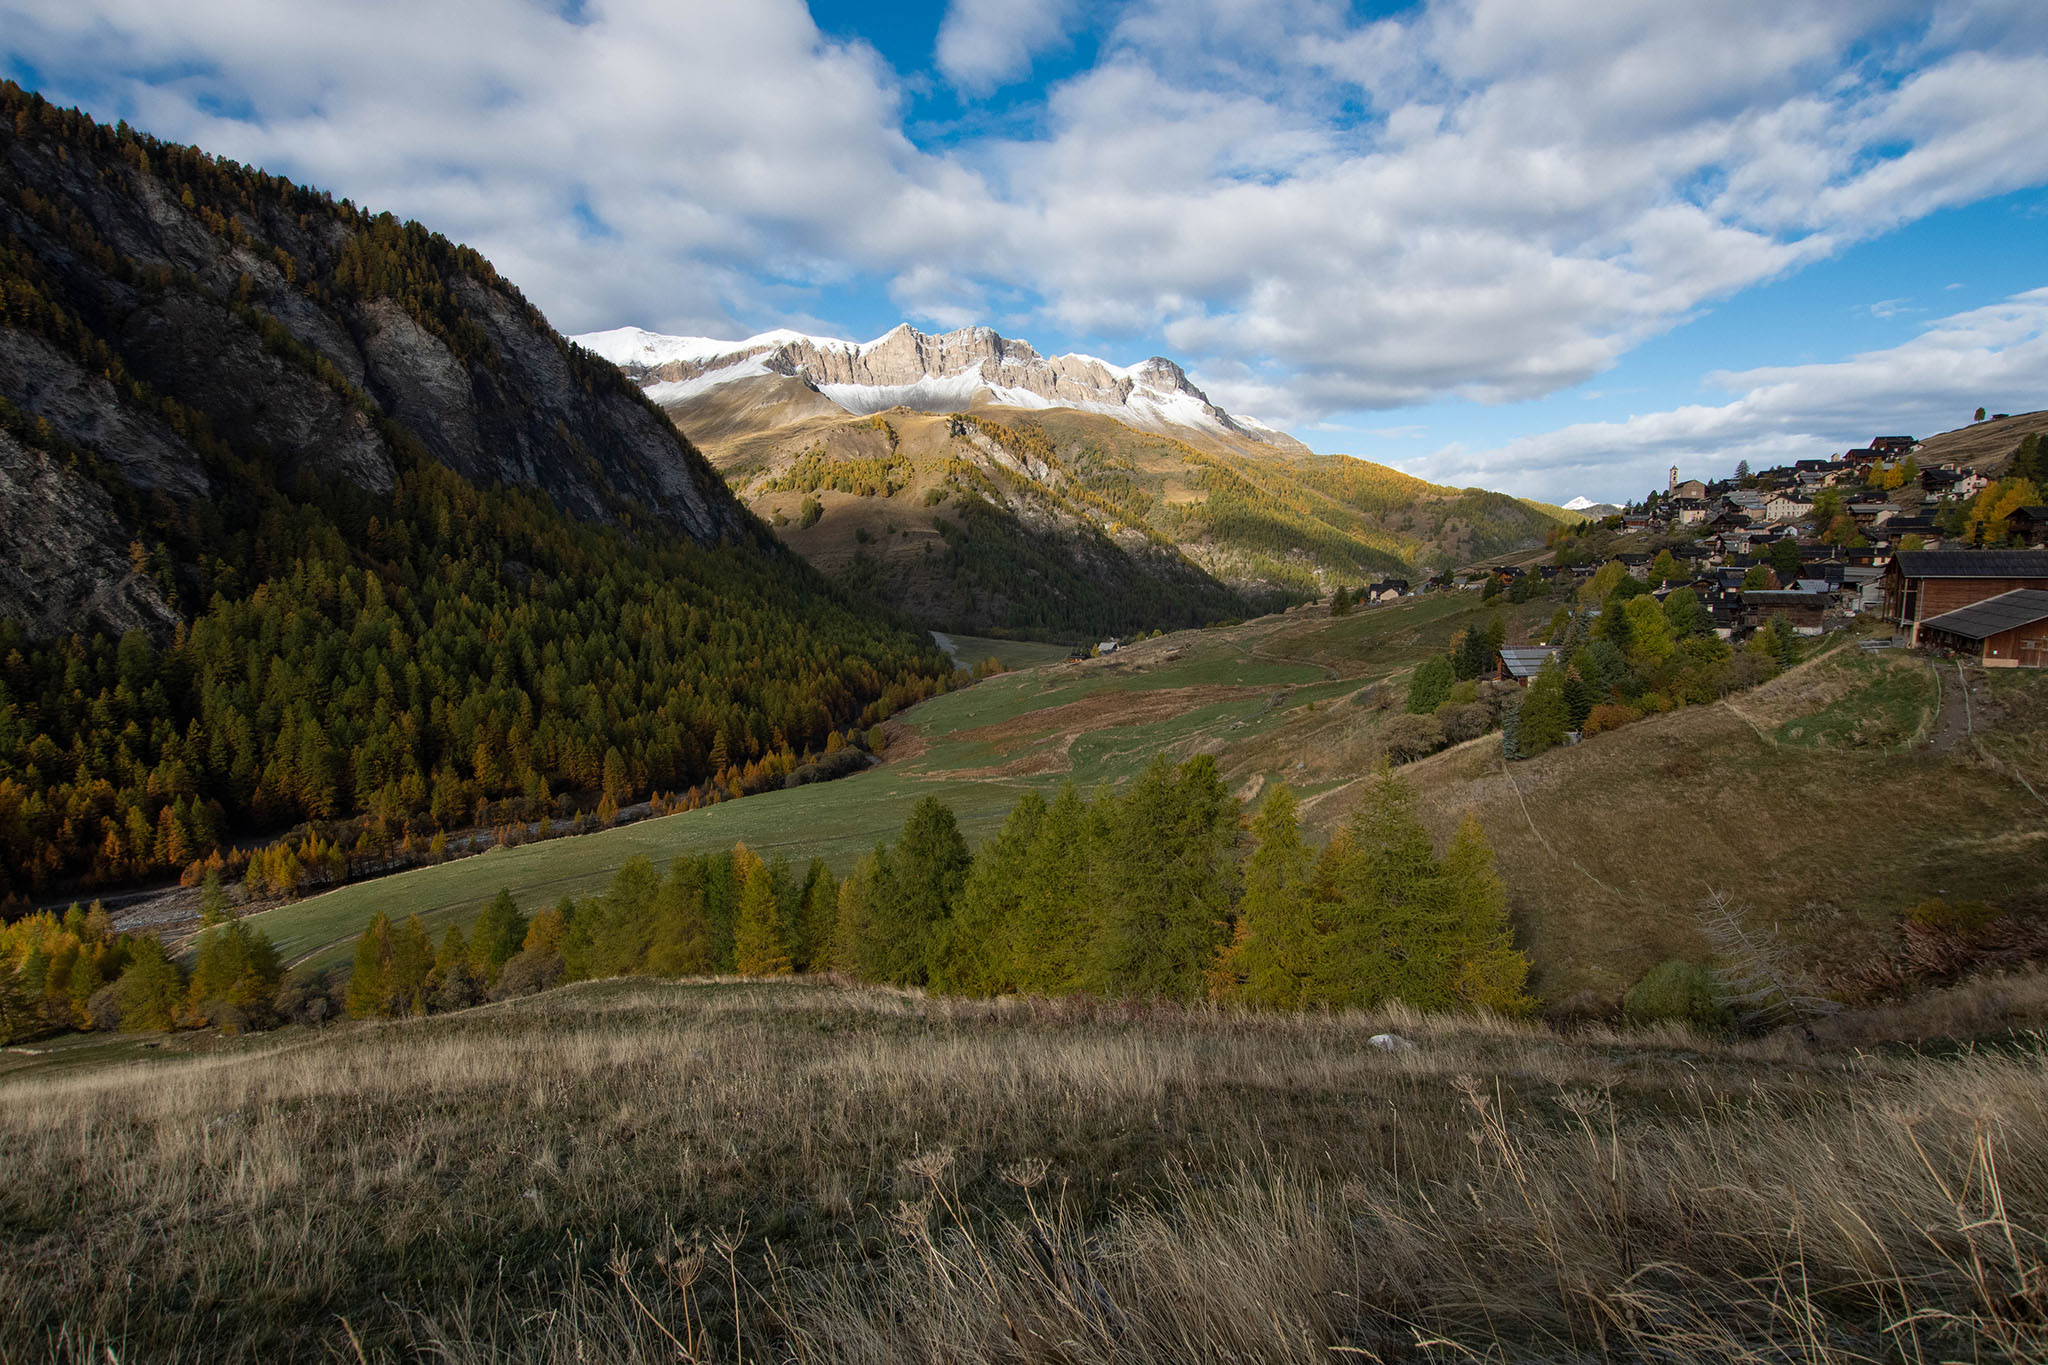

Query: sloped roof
<box><xmin>1498</xmin><ymin>646</ymin><xmax>1558</xmax><ymax>679</ymax></box>
<box><xmin>1891</xmin><ymin>550</ymin><xmax>2048</xmax><ymax>579</ymax></box>
<box><xmin>1920</xmin><ymin>589</ymin><xmax>2048</xmax><ymax>640</ymax></box>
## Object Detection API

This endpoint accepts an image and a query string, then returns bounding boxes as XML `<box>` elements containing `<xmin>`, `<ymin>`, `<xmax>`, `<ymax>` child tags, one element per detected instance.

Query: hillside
<box><xmin>1914</xmin><ymin>408</ymin><xmax>2048</xmax><ymax>474</ymax></box>
<box><xmin>217</xmin><ymin>593</ymin><xmax>2048</xmax><ymax>1013</ymax></box>
<box><xmin>0</xmin><ymin>87</ymin><xmax>952</xmax><ymax>904</ymax></box>
<box><xmin>633</xmin><ymin>388</ymin><xmax>1567</xmax><ymax>636</ymax></box>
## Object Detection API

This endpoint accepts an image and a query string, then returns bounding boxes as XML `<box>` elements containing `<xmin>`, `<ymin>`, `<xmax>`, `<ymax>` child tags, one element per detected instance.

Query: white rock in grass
<box><xmin>1368</xmin><ymin>1034</ymin><xmax>1416</xmax><ymax>1053</ymax></box>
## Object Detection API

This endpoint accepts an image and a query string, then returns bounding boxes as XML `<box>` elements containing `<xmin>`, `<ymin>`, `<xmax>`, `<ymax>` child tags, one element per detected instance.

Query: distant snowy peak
<box><xmin>1562</xmin><ymin>496</ymin><xmax>1599</xmax><ymax>511</ymax></box>
<box><xmin>570</xmin><ymin>322</ymin><xmax>1308</xmax><ymax>453</ymax></box>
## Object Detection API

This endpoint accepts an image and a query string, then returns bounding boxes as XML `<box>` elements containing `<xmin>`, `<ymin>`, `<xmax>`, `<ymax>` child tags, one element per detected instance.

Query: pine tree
<box><xmin>1091</xmin><ymin>756</ymin><xmax>1237</xmax><ymax>1000</ymax></box>
<box><xmin>866</xmin><ymin>797</ymin><xmax>970</xmax><ymax>986</ymax></box>
<box><xmin>1437</xmin><ymin>814</ymin><xmax>1532</xmax><ymax>1014</ymax></box>
<box><xmin>732</xmin><ymin>859</ymin><xmax>792</xmax><ymax>976</ymax></box>
<box><xmin>469</xmin><ymin>889</ymin><xmax>527</xmax><ymax>984</ymax></box>
<box><xmin>930</xmin><ymin>791</ymin><xmax>1044</xmax><ymax>996</ymax></box>
<box><xmin>346</xmin><ymin>913</ymin><xmax>392</xmax><ymax>1018</ymax></box>
<box><xmin>792</xmin><ymin>859</ymin><xmax>838</xmax><ymax>973</ymax></box>
<box><xmin>115</xmin><ymin>936</ymin><xmax>186</xmax><ymax>1031</ymax></box>
<box><xmin>1406</xmin><ymin>655</ymin><xmax>1454</xmax><ymax>714</ymax></box>
<box><xmin>389</xmin><ymin>914</ymin><xmax>434</xmax><ymax>1014</ymax></box>
<box><xmin>198</xmin><ymin>867</ymin><xmax>232</xmax><ymax>925</ymax></box>
<box><xmin>1330</xmin><ymin>585</ymin><xmax>1353</xmax><ymax>616</ymax></box>
<box><xmin>832</xmin><ymin>850</ymin><xmax>881</xmax><ymax>976</ymax></box>
<box><xmin>1318</xmin><ymin>770</ymin><xmax>1443</xmax><ymax>1007</ymax></box>
<box><xmin>1516</xmin><ymin>661</ymin><xmax>1571</xmax><ymax>756</ymax></box>
<box><xmin>1212</xmin><ymin>785</ymin><xmax>1318</xmax><ymax>1007</ymax></box>
<box><xmin>646</xmin><ymin>859</ymin><xmax>713</xmax><ymax>976</ymax></box>
<box><xmin>1011</xmin><ymin>784</ymin><xmax>1094</xmax><ymax>994</ymax></box>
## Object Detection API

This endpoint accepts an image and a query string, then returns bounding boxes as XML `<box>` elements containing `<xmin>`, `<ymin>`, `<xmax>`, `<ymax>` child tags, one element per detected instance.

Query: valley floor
<box><xmin>3</xmin><ymin>977</ymin><xmax>2044</xmax><ymax>1362</ymax></box>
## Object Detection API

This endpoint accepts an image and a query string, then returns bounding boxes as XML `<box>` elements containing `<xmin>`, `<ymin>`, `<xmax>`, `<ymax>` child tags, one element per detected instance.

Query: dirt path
<box><xmin>1927</xmin><ymin>659</ymin><xmax>1976</xmax><ymax>755</ymax></box>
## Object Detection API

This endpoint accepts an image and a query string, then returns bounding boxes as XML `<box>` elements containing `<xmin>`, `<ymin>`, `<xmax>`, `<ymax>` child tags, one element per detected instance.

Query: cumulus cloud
<box><xmin>2</xmin><ymin>0</ymin><xmax>2046</xmax><ymax>438</ymax></box>
<box><xmin>935</xmin><ymin>0</ymin><xmax>1081</xmax><ymax>94</ymax></box>
<box><xmin>1398</xmin><ymin>288</ymin><xmax>2048</xmax><ymax>502</ymax></box>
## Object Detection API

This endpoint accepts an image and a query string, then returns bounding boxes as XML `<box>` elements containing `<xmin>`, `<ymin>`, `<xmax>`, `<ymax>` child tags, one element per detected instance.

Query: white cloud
<box><xmin>1</xmin><ymin>0</ymin><xmax>2045</xmax><ymax>438</ymax></box>
<box><xmin>935</xmin><ymin>0</ymin><xmax>1082</xmax><ymax>94</ymax></box>
<box><xmin>1396</xmin><ymin>288</ymin><xmax>2048</xmax><ymax>502</ymax></box>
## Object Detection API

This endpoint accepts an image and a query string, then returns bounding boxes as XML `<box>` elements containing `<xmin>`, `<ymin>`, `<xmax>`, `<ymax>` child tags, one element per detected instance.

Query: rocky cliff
<box><xmin>0</xmin><ymin>86</ymin><xmax>750</xmax><ymax>640</ymax></box>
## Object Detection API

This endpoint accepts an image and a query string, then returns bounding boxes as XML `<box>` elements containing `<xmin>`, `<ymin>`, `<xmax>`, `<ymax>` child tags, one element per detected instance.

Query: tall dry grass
<box><xmin>1</xmin><ymin>979</ymin><xmax>2042</xmax><ymax>1362</ymax></box>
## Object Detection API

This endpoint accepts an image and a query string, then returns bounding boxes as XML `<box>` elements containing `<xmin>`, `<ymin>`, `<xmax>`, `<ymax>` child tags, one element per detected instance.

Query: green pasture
<box><xmin>244</xmin><ymin>594</ymin><xmax>1510</xmax><ymax>973</ymax></box>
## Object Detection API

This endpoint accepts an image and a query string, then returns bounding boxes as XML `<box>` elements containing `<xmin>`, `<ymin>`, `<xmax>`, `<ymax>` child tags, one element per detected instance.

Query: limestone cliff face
<box><xmin>0</xmin><ymin>96</ymin><xmax>753</xmax><ymax>639</ymax></box>
<box><xmin>579</xmin><ymin>323</ymin><xmax>1311</xmax><ymax>456</ymax></box>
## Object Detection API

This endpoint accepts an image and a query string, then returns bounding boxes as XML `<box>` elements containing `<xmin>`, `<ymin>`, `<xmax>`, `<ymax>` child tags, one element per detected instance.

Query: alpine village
<box><xmin>3</xmin><ymin>37</ymin><xmax>2048</xmax><ymax>1365</ymax></box>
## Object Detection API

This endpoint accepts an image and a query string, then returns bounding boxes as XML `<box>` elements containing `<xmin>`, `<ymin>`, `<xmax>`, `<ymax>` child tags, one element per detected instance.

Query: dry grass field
<box><xmin>3</xmin><ymin>977</ymin><xmax>2045</xmax><ymax>1363</ymax></box>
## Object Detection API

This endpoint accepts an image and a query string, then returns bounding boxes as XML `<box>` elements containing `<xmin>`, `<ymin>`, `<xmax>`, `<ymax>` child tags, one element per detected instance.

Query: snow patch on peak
<box><xmin>1562</xmin><ymin>495</ymin><xmax>1600</xmax><ymax>511</ymax></box>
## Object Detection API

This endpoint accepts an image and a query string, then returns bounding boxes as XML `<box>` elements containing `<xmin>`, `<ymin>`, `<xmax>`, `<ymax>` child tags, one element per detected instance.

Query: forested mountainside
<box><xmin>0</xmin><ymin>85</ymin><xmax>952</xmax><ymax>906</ymax></box>
<box><xmin>653</xmin><ymin>396</ymin><xmax>1569</xmax><ymax>638</ymax></box>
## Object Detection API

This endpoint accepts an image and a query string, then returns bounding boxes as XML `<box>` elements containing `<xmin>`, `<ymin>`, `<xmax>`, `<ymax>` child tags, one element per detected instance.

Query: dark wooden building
<box><xmin>1882</xmin><ymin>550</ymin><xmax>2048</xmax><ymax>644</ymax></box>
<box><xmin>1918</xmin><ymin>590</ymin><xmax>2048</xmax><ymax>668</ymax></box>
<box><xmin>2007</xmin><ymin>506</ymin><xmax>2048</xmax><ymax>547</ymax></box>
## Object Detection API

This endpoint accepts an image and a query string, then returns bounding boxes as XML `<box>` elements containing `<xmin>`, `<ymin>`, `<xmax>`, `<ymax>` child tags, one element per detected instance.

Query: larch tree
<box><xmin>930</xmin><ymin>791</ymin><xmax>1045</xmax><ymax>996</ymax></box>
<box><xmin>732</xmin><ymin>859</ymin><xmax>792</xmax><ymax>977</ymax></box>
<box><xmin>1437</xmin><ymin>814</ymin><xmax>1532</xmax><ymax>1014</ymax></box>
<box><xmin>1213</xmin><ymin>785</ymin><xmax>1319</xmax><ymax>1008</ymax></box>
<box><xmin>1010</xmin><ymin>784</ymin><xmax>1094</xmax><ymax>994</ymax></box>
<box><xmin>1090</xmin><ymin>755</ymin><xmax>1237</xmax><ymax>1000</ymax></box>
<box><xmin>866</xmin><ymin>797</ymin><xmax>970</xmax><ymax>986</ymax></box>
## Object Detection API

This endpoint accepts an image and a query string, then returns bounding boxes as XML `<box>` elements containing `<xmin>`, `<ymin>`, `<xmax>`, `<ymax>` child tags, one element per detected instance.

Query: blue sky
<box><xmin>5</xmin><ymin>0</ymin><xmax>2048</xmax><ymax>503</ymax></box>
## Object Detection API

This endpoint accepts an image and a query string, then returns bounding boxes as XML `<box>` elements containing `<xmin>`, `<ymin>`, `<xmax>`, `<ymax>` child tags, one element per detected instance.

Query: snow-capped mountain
<box><xmin>1561</xmin><ymin>496</ymin><xmax>1622</xmax><ymax>515</ymax></box>
<box><xmin>571</xmin><ymin>322</ymin><xmax>1308</xmax><ymax>454</ymax></box>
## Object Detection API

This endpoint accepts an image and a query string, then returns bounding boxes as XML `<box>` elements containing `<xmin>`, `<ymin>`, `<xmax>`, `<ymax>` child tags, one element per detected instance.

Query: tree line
<box><xmin>339</xmin><ymin>759</ymin><xmax>1530</xmax><ymax>1019</ymax></box>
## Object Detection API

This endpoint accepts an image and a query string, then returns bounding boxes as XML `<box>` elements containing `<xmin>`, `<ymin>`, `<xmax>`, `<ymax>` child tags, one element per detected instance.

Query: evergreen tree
<box><xmin>1648</xmin><ymin>549</ymin><xmax>1681</xmax><ymax>586</ymax></box>
<box><xmin>645</xmin><ymin>859</ymin><xmax>713</xmax><ymax>976</ymax></box>
<box><xmin>1406</xmin><ymin>655</ymin><xmax>1454</xmax><ymax>714</ymax></box>
<box><xmin>930</xmin><ymin>791</ymin><xmax>1044</xmax><ymax>995</ymax></box>
<box><xmin>1318</xmin><ymin>771</ymin><xmax>1443</xmax><ymax>1007</ymax></box>
<box><xmin>116</xmin><ymin>936</ymin><xmax>186</xmax><ymax>1031</ymax></box>
<box><xmin>1212</xmin><ymin>786</ymin><xmax>1318</xmax><ymax>1007</ymax></box>
<box><xmin>1515</xmin><ymin>660</ymin><xmax>1572</xmax><ymax>756</ymax></box>
<box><xmin>469</xmin><ymin>889</ymin><xmax>528</xmax><ymax>984</ymax></box>
<box><xmin>1090</xmin><ymin>756</ymin><xmax>1237</xmax><ymax>999</ymax></box>
<box><xmin>1330</xmin><ymin>585</ymin><xmax>1353</xmax><ymax>616</ymax></box>
<box><xmin>198</xmin><ymin>868</ymin><xmax>232</xmax><ymax>925</ymax></box>
<box><xmin>431</xmin><ymin>923</ymin><xmax>478</xmax><ymax>1009</ymax></box>
<box><xmin>732</xmin><ymin>859</ymin><xmax>792</xmax><ymax>977</ymax></box>
<box><xmin>187</xmin><ymin>919</ymin><xmax>281</xmax><ymax>1023</ymax></box>
<box><xmin>1661</xmin><ymin>586</ymin><xmax>1712</xmax><ymax>638</ymax></box>
<box><xmin>388</xmin><ymin>914</ymin><xmax>434</xmax><ymax>1014</ymax></box>
<box><xmin>1011</xmin><ymin>784</ymin><xmax>1094</xmax><ymax>994</ymax></box>
<box><xmin>792</xmin><ymin>859</ymin><xmax>838</xmax><ymax>973</ymax></box>
<box><xmin>832</xmin><ymin>850</ymin><xmax>881</xmax><ymax>976</ymax></box>
<box><xmin>346</xmin><ymin>913</ymin><xmax>392</xmax><ymax>1018</ymax></box>
<box><xmin>865</xmin><ymin>798</ymin><xmax>971</xmax><ymax>986</ymax></box>
<box><xmin>1437</xmin><ymin>814</ymin><xmax>1532</xmax><ymax>1013</ymax></box>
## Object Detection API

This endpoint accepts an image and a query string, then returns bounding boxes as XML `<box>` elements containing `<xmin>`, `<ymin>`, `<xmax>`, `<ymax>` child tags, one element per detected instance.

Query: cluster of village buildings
<box><xmin>1354</xmin><ymin>434</ymin><xmax>2048</xmax><ymax>672</ymax></box>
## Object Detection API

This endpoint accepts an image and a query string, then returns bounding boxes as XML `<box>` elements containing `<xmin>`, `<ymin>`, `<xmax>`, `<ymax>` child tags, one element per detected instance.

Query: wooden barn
<box><xmin>1917</xmin><ymin>590</ymin><xmax>2048</xmax><ymax>668</ymax></box>
<box><xmin>1881</xmin><ymin>550</ymin><xmax>2048</xmax><ymax>644</ymax></box>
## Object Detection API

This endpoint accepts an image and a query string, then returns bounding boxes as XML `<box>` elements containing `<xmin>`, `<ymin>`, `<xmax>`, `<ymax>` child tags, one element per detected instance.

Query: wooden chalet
<box><xmin>1917</xmin><ymin>590</ymin><xmax>2048</xmax><ymax>668</ymax></box>
<box><xmin>2006</xmin><ymin>506</ymin><xmax>2048</xmax><ymax>547</ymax></box>
<box><xmin>1882</xmin><ymin>550</ymin><xmax>2048</xmax><ymax>644</ymax></box>
<box><xmin>1740</xmin><ymin>589</ymin><xmax>1830</xmax><ymax>635</ymax></box>
<box><xmin>1870</xmin><ymin>436</ymin><xmax>1916</xmax><ymax>455</ymax></box>
<box><xmin>1367</xmin><ymin>578</ymin><xmax>1409</xmax><ymax>602</ymax></box>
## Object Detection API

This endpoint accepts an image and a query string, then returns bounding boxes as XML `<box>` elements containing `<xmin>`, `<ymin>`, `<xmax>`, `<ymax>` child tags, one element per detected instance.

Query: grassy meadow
<box><xmin>232</xmin><ymin>592</ymin><xmax>2048</xmax><ymax>1013</ymax></box>
<box><xmin>3</xmin><ymin>977</ymin><xmax>2045</xmax><ymax>1362</ymax></box>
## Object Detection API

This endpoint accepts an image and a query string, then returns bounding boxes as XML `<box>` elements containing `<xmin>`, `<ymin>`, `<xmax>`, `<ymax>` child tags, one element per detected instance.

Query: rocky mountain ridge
<box><xmin>0</xmin><ymin>87</ymin><xmax>752</xmax><ymax>640</ymax></box>
<box><xmin>574</xmin><ymin>322</ymin><xmax>1309</xmax><ymax>456</ymax></box>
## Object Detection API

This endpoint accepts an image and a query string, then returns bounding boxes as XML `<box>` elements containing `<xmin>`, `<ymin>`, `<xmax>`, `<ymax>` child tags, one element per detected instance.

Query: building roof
<box><xmin>1890</xmin><ymin>550</ymin><xmax>2048</xmax><ymax>579</ymax></box>
<box><xmin>1919</xmin><ymin>589</ymin><xmax>2048</xmax><ymax>640</ymax></box>
<box><xmin>1498</xmin><ymin>646</ymin><xmax>1559</xmax><ymax>679</ymax></box>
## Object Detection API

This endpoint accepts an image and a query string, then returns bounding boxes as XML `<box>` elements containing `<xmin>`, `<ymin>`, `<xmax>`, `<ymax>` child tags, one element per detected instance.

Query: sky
<box><xmin>4</xmin><ymin>0</ymin><xmax>2047</xmax><ymax>503</ymax></box>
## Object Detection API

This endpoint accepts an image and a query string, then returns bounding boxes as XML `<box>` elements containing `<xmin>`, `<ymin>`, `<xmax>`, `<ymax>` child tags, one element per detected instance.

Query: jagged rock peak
<box><xmin>572</xmin><ymin>322</ymin><xmax>1308</xmax><ymax>453</ymax></box>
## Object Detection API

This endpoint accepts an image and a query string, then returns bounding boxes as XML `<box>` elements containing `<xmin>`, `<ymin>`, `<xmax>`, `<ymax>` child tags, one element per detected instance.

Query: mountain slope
<box><xmin>579</xmin><ymin>328</ymin><xmax>1567</xmax><ymax>636</ymax></box>
<box><xmin>574</xmin><ymin>322</ymin><xmax>1310</xmax><ymax>458</ymax></box>
<box><xmin>0</xmin><ymin>85</ymin><xmax>951</xmax><ymax>904</ymax></box>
